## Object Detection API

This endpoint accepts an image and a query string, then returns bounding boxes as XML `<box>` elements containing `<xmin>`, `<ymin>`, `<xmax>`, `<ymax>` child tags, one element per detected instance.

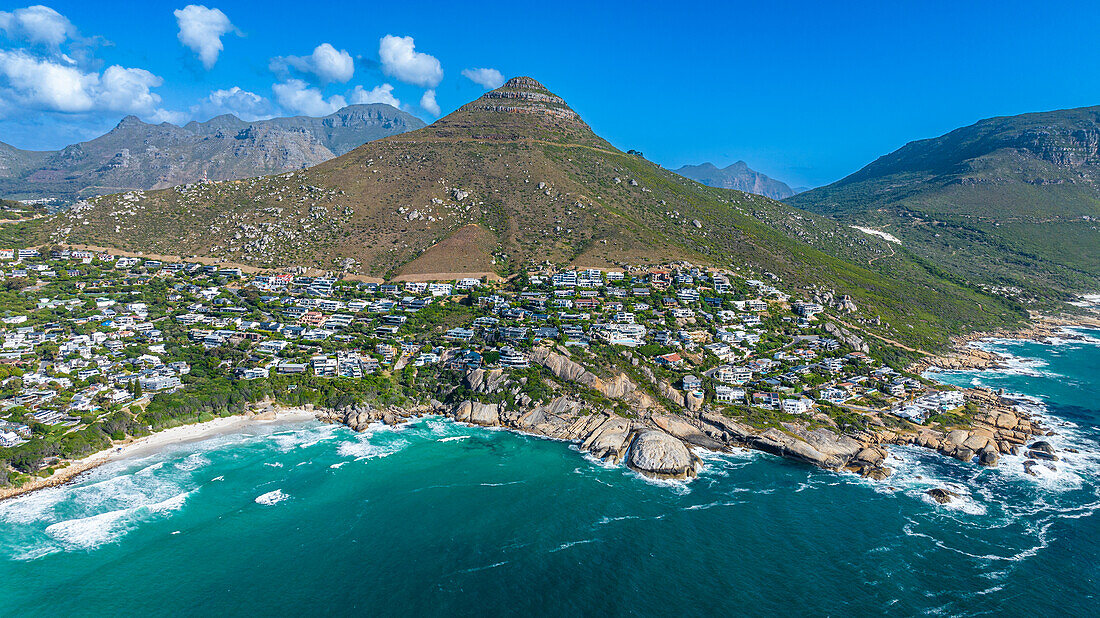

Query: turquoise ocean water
<box><xmin>2</xmin><ymin>330</ymin><xmax>1098</xmax><ymax>616</ymax></box>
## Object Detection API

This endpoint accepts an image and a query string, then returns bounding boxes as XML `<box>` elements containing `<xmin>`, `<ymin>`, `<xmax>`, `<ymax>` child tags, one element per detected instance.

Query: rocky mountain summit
<box><xmin>675</xmin><ymin>161</ymin><xmax>797</xmax><ymax>199</ymax></box>
<box><xmin>0</xmin><ymin>104</ymin><xmax>424</xmax><ymax>204</ymax></box>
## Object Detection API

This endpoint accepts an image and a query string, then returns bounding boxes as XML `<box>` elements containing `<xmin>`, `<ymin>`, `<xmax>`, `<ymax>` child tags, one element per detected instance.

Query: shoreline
<box><xmin>5</xmin><ymin>314</ymin><xmax>1082</xmax><ymax>503</ymax></box>
<box><xmin>0</xmin><ymin>407</ymin><xmax>315</xmax><ymax>503</ymax></box>
<box><xmin>908</xmin><ymin>313</ymin><xmax>1100</xmax><ymax>374</ymax></box>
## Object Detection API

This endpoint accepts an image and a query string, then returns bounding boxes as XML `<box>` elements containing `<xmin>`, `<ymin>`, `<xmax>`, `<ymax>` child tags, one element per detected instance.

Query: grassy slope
<box><xmin>790</xmin><ymin>107</ymin><xmax>1100</xmax><ymax>297</ymax></box>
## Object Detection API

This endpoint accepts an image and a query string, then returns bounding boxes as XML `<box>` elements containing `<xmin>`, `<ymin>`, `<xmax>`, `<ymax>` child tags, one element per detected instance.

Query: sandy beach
<box><xmin>0</xmin><ymin>408</ymin><xmax>316</xmax><ymax>502</ymax></box>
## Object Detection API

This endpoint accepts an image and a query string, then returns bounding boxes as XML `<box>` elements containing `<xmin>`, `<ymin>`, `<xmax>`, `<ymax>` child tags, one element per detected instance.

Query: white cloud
<box><xmin>272</xmin><ymin>43</ymin><xmax>353</xmax><ymax>84</ymax></box>
<box><xmin>192</xmin><ymin>86</ymin><xmax>272</xmax><ymax>121</ymax></box>
<box><xmin>146</xmin><ymin>108</ymin><xmax>189</xmax><ymax>125</ymax></box>
<box><xmin>379</xmin><ymin>35</ymin><xmax>442</xmax><ymax>88</ymax></box>
<box><xmin>272</xmin><ymin>79</ymin><xmax>346</xmax><ymax>116</ymax></box>
<box><xmin>461</xmin><ymin>68</ymin><xmax>504</xmax><ymax>89</ymax></box>
<box><xmin>174</xmin><ymin>5</ymin><xmax>235</xmax><ymax>70</ymax></box>
<box><xmin>0</xmin><ymin>5</ymin><xmax>75</xmax><ymax>47</ymax></box>
<box><xmin>0</xmin><ymin>49</ymin><xmax>94</xmax><ymax>111</ymax></box>
<box><xmin>96</xmin><ymin>65</ymin><xmax>163</xmax><ymax>114</ymax></box>
<box><xmin>0</xmin><ymin>49</ymin><xmax>164</xmax><ymax>116</ymax></box>
<box><xmin>348</xmin><ymin>83</ymin><xmax>400</xmax><ymax>108</ymax></box>
<box><xmin>419</xmin><ymin>89</ymin><xmax>440</xmax><ymax>116</ymax></box>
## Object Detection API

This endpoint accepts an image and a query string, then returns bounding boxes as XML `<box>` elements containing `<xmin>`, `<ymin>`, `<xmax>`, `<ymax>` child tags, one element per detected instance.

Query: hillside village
<box><xmin>0</xmin><ymin>245</ymin><xmax>1007</xmax><ymax>485</ymax></box>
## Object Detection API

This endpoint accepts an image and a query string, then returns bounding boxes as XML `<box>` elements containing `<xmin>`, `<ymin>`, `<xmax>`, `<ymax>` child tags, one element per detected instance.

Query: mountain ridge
<box><xmin>0</xmin><ymin>104</ymin><xmax>426</xmax><ymax>203</ymax></box>
<box><xmin>675</xmin><ymin>161</ymin><xmax>797</xmax><ymax>199</ymax></box>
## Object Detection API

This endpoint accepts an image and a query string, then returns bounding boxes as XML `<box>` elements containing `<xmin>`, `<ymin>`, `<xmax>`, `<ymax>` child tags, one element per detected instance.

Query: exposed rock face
<box><xmin>463</xmin><ymin>76</ymin><xmax>580</xmax><ymax>121</ymax></box>
<box><xmin>823</xmin><ymin>322</ymin><xmax>869</xmax><ymax>353</ymax></box>
<box><xmin>529</xmin><ymin>348</ymin><xmax>651</xmax><ymax>409</ymax></box>
<box><xmin>454</xmin><ymin>401</ymin><xmax>500</xmax><ymax>426</ymax></box>
<box><xmin>626</xmin><ymin>430</ymin><xmax>699</xmax><ymax>479</ymax></box>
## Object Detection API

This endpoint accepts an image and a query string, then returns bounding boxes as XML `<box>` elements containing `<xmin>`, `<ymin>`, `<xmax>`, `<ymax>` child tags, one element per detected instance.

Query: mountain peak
<box><xmin>462</xmin><ymin>75</ymin><xmax>579</xmax><ymax>121</ymax></box>
<box><xmin>502</xmin><ymin>76</ymin><xmax>548</xmax><ymax>90</ymax></box>
<box><xmin>404</xmin><ymin>75</ymin><xmax>606</xmax><ymax>148</ymax></box>
<box><xmin>114</xmin><ymin>115</ymin><xmax>147</xmax><ymax>130</ymax></box>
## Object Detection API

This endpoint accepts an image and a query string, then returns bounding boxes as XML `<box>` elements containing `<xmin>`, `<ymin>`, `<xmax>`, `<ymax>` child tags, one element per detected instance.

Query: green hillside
<box><xmin>790</xmin><ymin>106</ymin><xmax>1100</xmax><ymax>297</ymax></box>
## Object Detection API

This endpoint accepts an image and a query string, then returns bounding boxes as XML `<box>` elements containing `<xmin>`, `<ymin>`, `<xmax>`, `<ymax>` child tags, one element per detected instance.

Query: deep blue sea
<box><xmin>2</xmin><ymin>330</ymin><xmax>1098</xmax><ymax>616</ymax></box>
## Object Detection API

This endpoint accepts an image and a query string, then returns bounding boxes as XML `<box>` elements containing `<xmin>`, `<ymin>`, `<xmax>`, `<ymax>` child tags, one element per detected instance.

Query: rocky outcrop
<box><xmin>454</xmin><ymin>401</ymin><xmax>500</xmax><ymax>426</ymax></box>
<box><xmin>316</xmin><ymin>402</ymin><xmax>428</xmax><ymax>431</ymax></box>
<box><xmin>626</xmin><ymin>430</ymin><xmax>700</xmax><ymax>479</ymax></box>
<box><xmin>319</xmin><ymin>360</ymin><xmax>1048</xmax><ymax>485</ymax></box>
<box><xmin>529</xmin><ymin>347</ymin><xmax>653</xmax><ymax>409</ymax></box>
<box><xmin>926</xmin><ymin>488</ymin><xmax>958</xmax><ymax>504</ymax></box>
<box><xmin>823</xmin><ymin>322</ymin><xmax>869</xmax><ymax>353</ymax></box>
<box><xmin>921</xmin><ymin>347</ymin><xmax>1003</xmax><ymax>371</ymax></box>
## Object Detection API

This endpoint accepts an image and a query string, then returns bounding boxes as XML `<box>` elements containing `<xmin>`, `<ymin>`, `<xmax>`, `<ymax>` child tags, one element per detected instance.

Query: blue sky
<box><xmin>2</xmin><ymin>0</ymin><xmax>1099</xmax><ymax>187</ymax></box>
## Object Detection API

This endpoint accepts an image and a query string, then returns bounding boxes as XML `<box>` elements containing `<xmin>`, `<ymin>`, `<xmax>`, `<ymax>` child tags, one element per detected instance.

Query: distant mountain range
<box><xmin>789</xmin><ymin>105</ymin><xmax>1100</xmax><ymax>296</ymax></box>
<box><xmin>0</xmin><ymin>105</ymin><xmax>426</xmax><ymax>203</ymax></box>
<box><xmin>674</xmin><ymin>161</ymin><xmax>799</xmax><ymax>200</ymax></box>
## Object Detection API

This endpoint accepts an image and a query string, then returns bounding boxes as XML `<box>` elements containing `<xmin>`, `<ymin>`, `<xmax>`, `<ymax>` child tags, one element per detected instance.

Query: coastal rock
<box><xmin>530</xmin><ymin>347</ymin><xmax>649</xmax><ymax>409</ymax></box>
<box><xmin>856</xmin><ymin>447</ymin><xmax>886</xmax><ymax>466</ymax></box>
<box><xmin>658</xmin><ymin>380</ymin><xmax>686</xmax><ymax>407</ymax></box>
<box><xmin>468</xmin><ymin>402</ymin><xmax>500</xmax><ymax>426</ymax></box>
<box><xmin>951</xmin><ymin>447</ymin><xmax>975</xmax><ymax>463</ymax></box>
<box><xmin>581</xmin><ymin>415</ymin><xmax>633</xmax><ymax>462</ymax></box>
<box><xmin>926</xmin><ymin>488</ymin><xmax>958</xmax><ymax>504</ymax></box>
<box><xmin>752</xmin><ymin>428</ymin><xmax>848</xmax><ymax>468</ymax></box>
<box><xmin>978</xmin><ymin>445</ymin><xmax>1000</xmax><ymax>466</ymax></box>
<box><xmin>962</xmin><ymin>430</ymin><xmax>994</xmax><ymax>452</ymax></box>
<box><xmin>1027</xmin><ymin>449</ymin><xmax>1058</xmax><ymax>462</ymax></box>
<box><xmin>652</xmin><ymin>413</ymin><xmax>726</xmax><ymax>450</ymax></box>
<box><xmin>1029</xmin><ymin>440</ymin><xmax>1055</xmax><ymax>454</ymax></box>
<box><xmin>626</xmin><ymin>429</ymin><xmax>698</xmax><ymax>479</ymax></box>
<box><xmin>1023</xmin><ymin>460</ymin><xmax>1040</xmax><ymax>476</ymax></box>
<box><xmin>467</xmin><ymin>368</ymin><xmax>507</xmax><ymax>394</ymax></box>
<box><xmin>945</xmin><ymin>429</ymin><xmax>970</xmax><ymax>446</ymax></box>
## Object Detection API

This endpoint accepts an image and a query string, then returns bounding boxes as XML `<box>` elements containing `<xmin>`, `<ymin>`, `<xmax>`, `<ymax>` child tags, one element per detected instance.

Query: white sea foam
<box><xmin>43</xmin><ymin>491</ymin><xmax>190</xmax><ymax>550</ymax></box>
<box><xmin>437</xmin><ymin>435</ymin><xmax>470</xmax><ymax>443</ymax></box>
<box><xmin>550</xmin><ymin>538</ymin><xmax>596</xmax><ymax>552</ymax></box>
<box><xmin>633</xmin><ymin>472</ymin><xmax>693</xmax><ymax>494</ymax></box>
<box><xmin>269</xmin><ymin>425</ymin><xmax>337</xmax><ymax>452</ymax></box>
<box><xmin>683</xmin><ymin>499</ymin><xmax>743</xmax><ymax>511</ymax></box>
<box><xmin>254</xmin><ymin>489</ymin><xmax>289</xmax><ymax>506</ymax></box>
<box><xmin>336</xmin><ymin>436</ymin><xmax>409</xmax><ymax>461</ymax></box>
<box><xmin>174</xmin><ymin>453</ymin><xmax>210</xmax><ymax>472</ymax></box>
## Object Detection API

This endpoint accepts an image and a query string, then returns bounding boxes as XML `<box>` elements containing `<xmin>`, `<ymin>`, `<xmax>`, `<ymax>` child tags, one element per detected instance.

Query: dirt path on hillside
<box><xmin>831</xmin><ymin>316</ymin><xmax>933</xmax><ymax>356</ymax></box>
